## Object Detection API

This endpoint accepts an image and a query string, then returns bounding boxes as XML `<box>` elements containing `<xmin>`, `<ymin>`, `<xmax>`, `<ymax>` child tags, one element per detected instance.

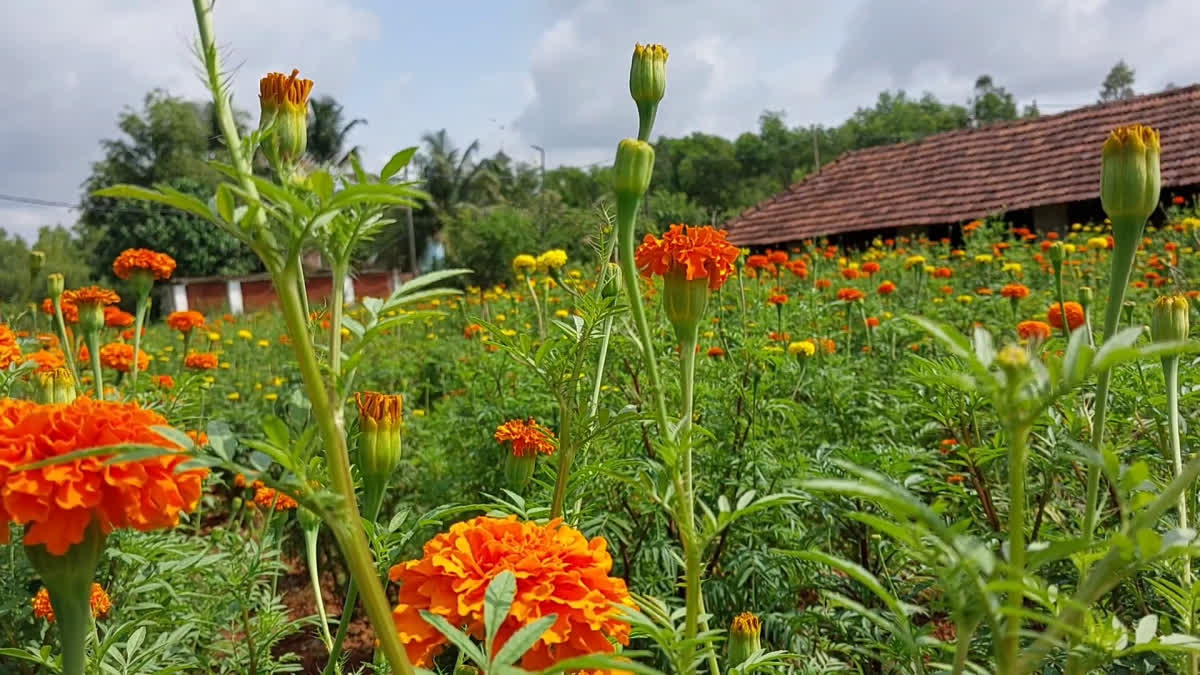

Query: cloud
<box><xmin>0</xmin><ymin>0</ymin><xmax>377</xmax><ymax>240</ymax></box>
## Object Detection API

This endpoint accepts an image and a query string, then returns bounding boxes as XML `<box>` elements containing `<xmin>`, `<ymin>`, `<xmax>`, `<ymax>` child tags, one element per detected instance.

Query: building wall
<box><xmin>168</xmin><ymin>270</ymin><xmax>402</xmax><ymax>314</ymax></box>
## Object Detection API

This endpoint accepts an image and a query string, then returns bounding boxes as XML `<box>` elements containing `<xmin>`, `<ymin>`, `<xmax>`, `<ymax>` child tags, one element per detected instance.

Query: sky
<box><xmin>3</xmin><ymin>0</ymin><xmax>1200</xmax><ymax>241</ymax></box>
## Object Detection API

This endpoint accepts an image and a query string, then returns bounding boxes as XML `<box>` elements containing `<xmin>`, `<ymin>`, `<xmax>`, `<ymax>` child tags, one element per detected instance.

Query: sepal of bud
<box><xmin>503</xmin><ymin>452</ymin><xmax>537</xmax><ymax>489</ymax></box>
<box><xmin>614</xmin><ymin>139</ymin><xmax>655</xmax><ymax>201</ymax></box>
<box><xmin>1047</xmin><ymin>241</ymin><xmax>1065</xmax><ymax>275</ymax></box>
<box><xmin>1151</xmin><ymin>294</ymin><xmax>1190</xmax><ymax>343</ymax></box>
<box><xmin>259</xmin><ymin>69</ymin><xmax>314</xmax><ymax>166</ymax></box>
<box><xmin>662</xmin><ymin>270</ymin><xmax>709</xmax><ymax>346</ymax></box>
<box><xmin>29</xmin><ymin>250</ymin><xmax>45</xmax><ymax>277</ymax></box>
<box><xmin>37</xmin><ymin>368</ymin><xmax>76</xmax><ymax>404</ymax></box>
<box><xmin>630</xmin><ymin>43</ymin><xmax>667</xmax><ymax>140</ymax></box>
<box><xmin>354</xmin><ymin>392</ymin><xmax>403</xmax><ymax>502</ymax></box>
<box><xmin>1078</xmin><ymin>286</ymin><xmax>1094</xmax><ymax>314</ymax></box>
<box><xmin>601</xmin><ymin>262</ymin><xmax>623</xmax><ymax>298</ymax></box>
<box><xmin>47</xmin><ymin>273</ymin><xmax>64</xmax><ymax>300</ymax></box>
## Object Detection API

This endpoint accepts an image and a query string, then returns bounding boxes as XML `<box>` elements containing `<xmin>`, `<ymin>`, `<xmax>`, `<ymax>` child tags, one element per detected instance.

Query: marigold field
<box><xmin>4</xmin><ymin>6</ymin><xmax>1200</xmax><ymax>675</ymax></box>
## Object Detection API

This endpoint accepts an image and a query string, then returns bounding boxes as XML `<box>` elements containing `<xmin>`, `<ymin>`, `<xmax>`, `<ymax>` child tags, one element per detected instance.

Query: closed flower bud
<box><xmin>614</xmin><ymin>138</ymin><xmax>655</xmax><ymax>201</ymax></box>
<box><xmin>1047</xmin><ymin>241</ymin><xmax>1065</xmax><ymax>275</ymax></box>
<box><xmin>1078</xmin><ymin>286</ymin><xmax>1094</xmax><ymax>313</ymax></box>
<box><xmin>47</xmin><ymin>273</ymin><xmax>64</xmax><ymax>300</ymax></box>
<box><xmin>663</xmin><ymin>270</ymin><xmax>710</xmax><ymax>345</ymax></box>
<box><xmin>1101</xmin><ymin>124</ymin><xmax>1161</xmax><ymax>227</ymax></box>
<box><xmin>1151</xmin><ymin>294</ymin><xmax>1190</xmax><ymax>343</ymax></box>
<box><xmin>354</xmin><ymin>391</ymin><xmax>403</xmax><ymax>502</ymax></box>
<box><xmin>601</xmin><ymin>262</ymin><xmax>622</xmax><ymax>298</ymax></box>
<box><xmin>454</xmin><ymin>667</ymin><xmax>481</xmax><ymax>675</ymax></box>
<box><xmin>728</xmin><ymin>611</ymin><xmax>763</xmax><ymax>666</ymax></box>
<box><xmin>37</xmin><ymin>368</ymin><xmax>76</xmax><ymax>404</ymax></box>
<box><xmin>30</xmin><ymin>250</ymin><xmax>45</xmax><ymax>277</ymax></box>
<box><xmin>259</xmin><ymin>69</ymin><xmax>314</xmax><ymax>166</ymax></box>
<box><xmin>630</xmin><ymin>43</ymin><xmax>667</xmax><ymax>140</ymax></box>
<box><xmin>996</xmin><ymin>344</ymin><xmax>1030</xmax><ymax>376</ymax></box>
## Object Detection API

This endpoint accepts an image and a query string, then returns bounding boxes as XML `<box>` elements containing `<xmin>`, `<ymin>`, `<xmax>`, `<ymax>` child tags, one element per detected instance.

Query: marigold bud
<box><xmin>259</xmin><ymin>69</ymin><xmax>314</xmax><ymax>166</ymax></box>
<box><xmin>601</xmin><ymin>262</ymin><xmax>622</xmax><ymax>298</ymax></box>
<box><xmin>1151</xmin><ymin>294</ymin><xmax>1190</xmax><ymax>343</ymax></box>
<box><xmin>662</xmin><ymin>270</ymin><xmax>709</xmax><ymax>345</ymax></box>
<box><xmin>996</xmin><ymin>344</ymin><xmax>1030</xmax><ymax>375</ymax></box>
<box><xmin>728</xmin><ymin>611</ymin><xmax>763</xmax><ymax>666</ymax></box>
<box><xmin>37</xmin><ymin>367</ymin><xmax>76</xmax><ymax>404</ymax></box>
<box><xmin>614</xmin><ymin>138</ymin><xmax>655</xmax><ymax>201</ymax></box>
<box><xmin>1047</xmin><ymin>241</ymin><xmax>1065</xmax><ymax>275</ymax></box>
<box><xmin>354</xmin><ymin>391</ymin><xmax>403</xmax><ymax>501</ymax></box>
<box><xmin>30</xmin><ymin>250</ymin><xmax>45</xmax><ymax>277</ymax></box>
<box><xmin>47</xmin><ymin>273</ymin><xmax>64</xmax><ymax>300</ymax></box>
<box><xmin>1101</xmin><ymin>124</ymin><xmax>1161</xmax><ymax>226</ymax></box>
<box><xmin>630</xmin><ymin>43</ymin><xmax>667</xmax><ymax>140</ymax></box>
<box><xmin>1078</xmin><ymin>286</ymin><xmax>1094</xmax><ymax>314</ymax></box>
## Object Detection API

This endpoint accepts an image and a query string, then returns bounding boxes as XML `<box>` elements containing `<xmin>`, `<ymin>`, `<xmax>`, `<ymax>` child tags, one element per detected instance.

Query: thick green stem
<box><xmin>130</xmin><ymin>294</ymin><xmax>150</xmax><ymax>396</ymax></box>
<box><xmin>53</xmin><ymin>299</ymin><xmax>79</xmax><ymax>384</ymax></box>
<box><xmin>527</xmin><ymin>277</ymin><xmax>545</xmax><ymax>338</ymax></box>
<box><xmin>1084</xmin><ymin>223</ymin><xmax>1141</xmax><ymax>543</ymax></box>
<box><xmin>616</xmin><ymin>194</ymin><xmax>671</xmax><ymax>436</ymax></box>
<box><xmin>999</xmin><ymin>424</ymin><xmax>1031</xmax><ymax>671</ymax></box>
<box><xmin>1053</xmin><ymin>270</ymin><xmax>1069</xmax><ymax>340</ymax></box>
<box><xmin>1164</xmin><ymin>356</ymin><xmax>1196</xmax><ymax>675</ymax></box>
<box><xmin>276</xmin><ymin>265</ymin><xmax>413</xmax><ymax>674</ymax></box>
<box><xmin>677</xmin><ymin>325</ymin><xmax>710</xmax><ymax>672</ymax></box>
<box><xmin>549</xmin><ymin>404</ymin><xmax>575</xmax><ymax>519</ymax></box>
<box><xmin>323</xmin><ymin>486</ymin><xmax>387</xmax><ymax>675</ymax></box>
<box><xmin>588</xmin><ymin>316</ymin><xmax>614</xmax><ymax>417</ymax></box>
<box><xmin>951</xmin><ymin>625</ymin><xmax>972</xmax><ymax>675</ymax></box>
<box><xmin>51</xmin><ymin>577</ymin><xmax>92</xmax><ymax>675</ymax></box>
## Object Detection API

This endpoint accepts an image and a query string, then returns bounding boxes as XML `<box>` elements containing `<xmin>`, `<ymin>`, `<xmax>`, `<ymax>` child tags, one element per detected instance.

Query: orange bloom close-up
<box><xmin>389</xmin><ymin>515</ymin><xmax>634</xmax><ymax>670</ymax></box>
<box><xmin>31</xmin><ymin>583</ymin><xmax>112</xmax><ymax>622</ymax></box>
<box><xmin>1017</xmin><ymin>320</ymin><xmax>1053</xmax><ymax>341</ymax></box>
<box><xmin>877</xmin><ymin>281</ymin><xmax>896</xmax><ymax>295</ymax></box>
<box><xmin>99</xmin><ymin>343</ymin><xmax>150</xmax><ymax>373</ymax></box>
<box><xmin>112</xmin><ymin>248</ymin><xmax>177</xmax><ymax>281</ymax></box>
<box><xmin>634</xmin><ymin>224</ymin><xmax>741</xmax><ymax>290</ymax></box>
<box><xmin>494</xmin><ymin>418</ymin><xmax>556</xmax><ymax>457</ymax></box>
<box><xmin>42</xmin><ymin>297</ymin><xmax>79</xmax><ymax>324</ymax></box>
<box><xmin>23</xmin><ymin>348</ymin><xmax>65</xmax><ymax>374</ymax></box>
<box><xmin>104</xmin><ymin>306</ymin><xmax>135</xmax><ymax>328</ymax></box>
<box><xmin>0</xmin><ymin>397</ymin><xmax>208</xmax><ymax>554</ymax></box>
<box><xmin>166</xmin><ymin>311</ymin><xmax>206</xmax><ymax>333</ymax></box>
<box><xmin>254</xmin><ymin>485</ymin><xmax>299</xmax><ymax>511</ymax></box>
<box><xmin>767</xmin><ymin>293</ymin><xmax>789</xmax><ymax>306</ymax></box>
<box><xmin>1047</xmin><ymin>301</ymin><xmax>1087</xmax><ymax>331</ymax></box>
<box><xmin>184</xmin><ymin>352</ymin><xmax>220</xmax><ymax>370</ymax></box>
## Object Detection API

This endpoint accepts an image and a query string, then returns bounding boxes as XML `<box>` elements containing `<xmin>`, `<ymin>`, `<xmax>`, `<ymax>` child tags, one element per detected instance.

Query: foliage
<box><xmin>1100</xmin><ymin>60</ymin><xmax>1137</xmax><ymax>103</ymax></box>
<box><xmin>0</xmin><ymin>226</ymin><xmax>93</xmax><ymax>303</ymax></box>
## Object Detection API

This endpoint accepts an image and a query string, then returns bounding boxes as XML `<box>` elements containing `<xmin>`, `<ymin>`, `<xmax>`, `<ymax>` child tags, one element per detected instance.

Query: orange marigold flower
<box><xmin>766</xmin><ymin>249</ymin><xmax>789</xmax><ymax>265</ymax></box>
<box><xmin>254</xmin><ymin>486</ymin><xmax>298</xmax><ymax>511</ymax></box>
<box><xmin>976</xmin><ymin>287</ymin><xmax>994</xmax><ymax>296</ymax></box>
<box><xmin>947</xmin><ymin>474</ymin><xmax>966</xmax><ymax>485</ymax></box>
<box><xmin>767</xmin><ymin>293</ymin><xmax>788</xmax><ymax>306</ymax></box>
<box><xmin>1017</xmin><ymin>320</ymin><xmax>1053</xmax><ymax>341</ymax></box>
<box><xmin>152</xmin><ymin>374</ymin><xmax>175</xmax><ymax>389</ymax></box>
<box><xmin>463</xmin><ymin>323</ymin><xmax>484</xmax><ymax>339</ymax></box>
<box><xmin>0</xmin><ymin>397</ymin><xmax>208</xmax><ymax>554</ymax></box>
<box><xmin>186</xmin><ymin>430</ymin><xmax>209</xmax><ymax>447</ymax></box>
<box><xmin>494</xmin><ymin>418</ymin><xmax>556</xmax><ymax>457</ymax></box>
<box><xmin>0</xmin><ymin>324</ymin><xmax>19</xmax><ymax>369</ymax></box>
<box><xmin>836</xmin><ymin>288</ymin><xmax>865</xmax><ymax>302</ymax></box>
<box><xmin>112</xmin><ymin>248</ymin><xmax>176</xmax><ymax>281</ymax></box>
<box><xmin>861</xmin><ymin>261</ymin><xmax>881</xmax><ymax>275</ymax></box>
<box><xmin>1001</xmin><ymin>283</ymin><xmax>1030</xmax><ymax>300</ymax></box>
<box><xmin>166</xmin><ymin>311</ymin><xmax>206</xmax><ymax>333</ymax></box>
<box><xmin>768</xmin><ymin>331</ymin><xmax>791</xmax><ymax>343</ymax></box>
<box><xmin>104</xmin><ymin>306</ymin><xmax>135</xmax><ymax>328</ymax></box>
<box><xmin>42</xmin><ymin>298</ymin><xmax>79</xmax><ymax>324</ymax></box>
<box><xmin>933</xmin><ymin>267</ymin><xmax>953</xmax><ymax>279</ymax></box>
<box><xmin>634</xmin><ymin>224</ymin><xmax>740</xmax><ymax>290</ymax></box>
<box><xmin>841</xmin><ymin>268</ymin><xmax>860</xmax><ymax>280</ymax></box>
<box><xmin>745</xmin><ymin>254</ymin><xmax>770</xmax><ymax>270</ymax></box>
<box><xmin>939</xmin><ymin>438</ymin><xmax>959</xmax><ymax>455</ymax></box>
<box><xmin>23</xmin><ymin>348</ymin><xmax>65</xmax><ymax>374</ymax></box>
<box><xmin>1047</xmin><ymin>302</ymin><xmax>1086</xmax><ymax>331</ymax></box>
<box><xmin>815</xmin><ymin>278</ymin><xmax>832</xmax><ymax>290</ymax></box>
<box><xmin>820</xmin><ymin>338</ymin><xmax>836</xmax><ymax>354</ymax></box>
<box><xmin>184</xmin><ymin>352</ymin><xmax>219</xmax><ymax>370</ymax></box>
<box><xmin>32</xmin><ymin>583</ymin><xmax>113</xmax><ymax>623</ymax></box>
<box><xmin>877</xmin><ymin>281</ymin><xmax>896</xmax><ymax>295</ymax></box>
<box><xmin>866</xmin><ymin>316</ymin><xmax>880</xmax><ymax>328</ymax></box>
<box><xmin>99</xmin><ymin>343</ymin><xmax>149</xmax><ymax>373</ymax></box>
<box><xmin>65</xmin><ymin>286</ymin><xmax>120</xmax><ymax>308</ymax></box>
<box><xmin>32</xmin><ymin>586</ymin><xmax>54</xmax><ymax>621</ymax></box>
<box><xmin>706</xmin><ymin>346</ymin><xmax>725</xmax><ymax>358</ymax></box>
<box><xmin>389</xmin><ymin>515</ymin><xmax>634</xmax><ymax>670</ymax></box>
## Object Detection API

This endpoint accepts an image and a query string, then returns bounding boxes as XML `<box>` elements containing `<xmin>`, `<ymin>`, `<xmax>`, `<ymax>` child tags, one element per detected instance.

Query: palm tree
<box><xmin>307</xmin><ymin>95</ymin><xmax>367</xmax><ymax>166</ymax></box>
<box><xmin>415</xmin><ymin>129</ymin><xmax>491</xmax><ymax>218</ymax></box>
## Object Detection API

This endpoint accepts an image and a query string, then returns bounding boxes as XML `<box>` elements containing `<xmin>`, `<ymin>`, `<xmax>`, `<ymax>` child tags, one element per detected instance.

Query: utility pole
<box><xmin>811</xmin><ymin>124</ymin><xmax>820</xmax><ymax>174</ymax></box>
<box><xmin>531</xmin><ymin>144</ymin><xmax>546</xmax><ymax>237</ymax></box>
<box><xmin>404</xmin><ymin>164</ymin><xmax>419</xmax><ymax>275</ymax></box>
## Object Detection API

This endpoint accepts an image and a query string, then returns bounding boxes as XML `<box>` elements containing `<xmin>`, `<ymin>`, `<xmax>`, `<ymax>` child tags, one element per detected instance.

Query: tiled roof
<box><xmin>725</xmin><ymin>85</ymin><xmax>1200</xmax><ymax>246</ymax></box>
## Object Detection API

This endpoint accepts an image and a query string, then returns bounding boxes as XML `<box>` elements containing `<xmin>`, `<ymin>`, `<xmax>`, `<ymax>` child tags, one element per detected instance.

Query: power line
<box><xmin>0</xmin><ymin>193</ymin><xmax>79</xmax><ymax>209</ymax></box>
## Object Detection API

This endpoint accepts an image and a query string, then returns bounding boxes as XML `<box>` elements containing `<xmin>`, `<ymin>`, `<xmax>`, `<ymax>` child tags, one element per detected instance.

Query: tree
<box><xmin>838</xmin><ymin>90</ymin><xmax>970</xmax><ymax>149</ymax></box>
<box><xmin>416</xmin><ymin>130</ymin><xmax>492</xmax><ymax>221</ymax></box>
<box><xmin>970</xmin><ymin>75</ymin><xmax>1018</xmax><ymax>125</ymax></box>
<box><xmin>1023</xmin><ymin>101</ymin><xmax>1041</xmax><ymax>118</ymax></box>
<box><xmin>79</xmin><ymin>90</ymin><xmax>260</xmax><ymax>278</ymax></box>
<box><xmin>306</xmin><ymin>95</ymin><xmax>366</xmax><ymax>166</ymax></box>
<box><xmin>0</xmin><ymin>227</ymin><xmax>93</xmax><ymax>303</ymax></box>
<box><xmin>1099</xmin><ymin>60</ymin><xmax>1136</xmax><ymax>103</ymax></box>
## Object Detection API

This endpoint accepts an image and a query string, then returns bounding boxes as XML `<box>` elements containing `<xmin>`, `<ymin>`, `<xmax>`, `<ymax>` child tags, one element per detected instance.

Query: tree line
<box><xmin>0</xmin><ymin>61</ymin><xmax>1143</xmax><ymax>296</ymax></box>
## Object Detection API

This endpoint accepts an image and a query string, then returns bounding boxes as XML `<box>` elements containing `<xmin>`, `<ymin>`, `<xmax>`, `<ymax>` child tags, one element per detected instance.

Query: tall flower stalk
<box><xmin>1083</xmin><ymin>124</ymin><xmax>1160</xmax><ymax>543</ymax></box>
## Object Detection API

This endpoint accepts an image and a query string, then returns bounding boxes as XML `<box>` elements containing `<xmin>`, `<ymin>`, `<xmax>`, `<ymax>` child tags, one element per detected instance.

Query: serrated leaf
<box><xmin>419</xmin><ymin>610</ymin><xmax>487</xmax><ymax>666</ymax></box>
<box><xmin>485</xmin><ymin>571</ymin><xmax>517</xmax><ymax>652</ymax></box>
<box><xmin>492</xmin><ymin>614</ymin><xmax>558</xmax><ymax>666</ymax></box>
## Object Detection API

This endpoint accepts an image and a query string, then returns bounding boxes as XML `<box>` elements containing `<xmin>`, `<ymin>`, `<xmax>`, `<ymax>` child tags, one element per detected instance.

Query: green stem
<box><xmin>276</xmin><ymin>263</ymin><xmax>413</xmax><ymax>674</ymax></box>
<box><xmin>1084</xmin><ymin>222</ymin><xmax>1141</xmax><ymax>543</ymax></box>
<box><xmin>53</xmin><ymin>299</ymin><xmax>79</xmax><ymax>385</ymax></box>
<box><xmin>305</xmin><ymin>526</ymin><xmax>335</xmax><ymax>651</ymax></box>
<box><xmin>330</xmin><ymin>263</ymin><xmax>346</xmax><ymax>393</ymax></box>
<box><xmin>677</xmin><ymin>325</ymin><xmax>710</xmax><ymax>672</ymax></box>
<box><xmin>527</xmin><ymin>277</ymin><xmax>545</xmax><ymax>339</ymax></box>
<box><xmin>549</xmin><ymin>403</ymin><xmax>575</xmax><ymax>519</ymax></box>
<box><xmin>86</xmin><ymin>330</ymin><xmax>103</xmax><ymax>400</ymax></box>
<box><xmin>323</xmin><ymin>486</ymin><xmax>387</xmax><ymax>675</ymax></box>
<box><xmin>588</xmin><ymin>316</ymin><xmax>614</xmax><ymax>417</ymax></box>
<box><xmin>241</xmin><ymin>600</ymin><xmax>260</xmax><ymax>675</ymax></box>
<box><xmin>1164</xmin><ymin>355</ymin><xmax>1196</xmax><ymax>675</ymax></box>
<box><xmin>999</xmin><ymin>424</ymin><xmax>1030</xmax><ymax>671</ymax></box>
<box><xmin>51</xmin><ymin>577</ymin><xmax>92</xmax><ymax>675</ymax></box>
<box><xmin>952</xmin><ymin>624</ymin><xmax>972</xmax><ymax>675</ymax></box>
<box><xmin>130</xmin><ymin>293</ymin><xmax>150</xmax><ymax>397</ymax></box>
<box><xmin>1053</xmin><ymin>269</ymin><xmax>1069</xmax><ymax>340</ymax></box>
<box><xmin>616</xmin><ymin>194</ymin><xmax>671</xmax><ymax>437</ymax></box>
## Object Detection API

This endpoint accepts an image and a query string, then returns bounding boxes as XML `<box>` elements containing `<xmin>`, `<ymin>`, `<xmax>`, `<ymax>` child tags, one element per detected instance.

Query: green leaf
<box><xmin>261</xmin><ymin>415</ymin><xmax>291</xmax><ymax>451</ymax></box>
<box><xmin>1135</xmin><ymin>614</ymin><xmax>1158</xmax><ymax>644</ymax></box>
<box><xmin>492</xmin><ymin>614</ymin><xmax>558</xmax><ymax>667</ymax></box>
<box><xmin>485</xmin><ymin>571</ymin><xmax>517</xmax><ymax>655</ymax></box>
<box><xmin>788</xmin><ymin>550</ymin><xmax>908</xmax><ymax>624</ymax></box>
<box><xmin>392</xmin><ymin>268</ymin><xmax>473</xmax><ymax>299</ymax></box>
<box><xmin>419</xmin><ymin>610</ymin><xmax>487</xmax><ymax>666</ymax></box>
<box><xmin>308</xmin><ymin>170</ymin><xmax>335</xmax><ymax>201</ymax></box>
<box><xmin>536</xmin><ymin>652</ymin><xmax>661</xmax><ymax>674</ymax></box>
<box><xmin>214</xmin><ymin>184</ymin><xmax>236</xmax><ymax>223</ymax></box>
<box><xmin>92</xmin><ymin>184</ymin><xmax>216</xmax><ymax>223</ymax></box>
<box><xmin>380</xmin><ymin>147</ymin><xmax>419</xmax><ymax>182</ymax></box>
<box><xmin>1092</xmin><ymin>325</ymin><xmax>1147</xmax><ymax>373</ymax></box>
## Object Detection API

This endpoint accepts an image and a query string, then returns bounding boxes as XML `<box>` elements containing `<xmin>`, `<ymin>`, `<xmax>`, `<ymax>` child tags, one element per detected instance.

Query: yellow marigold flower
<box><xmin>236</xmin><ymin>330</ymin><xmax>252</xmax><ymax>340</ymax></box>
<box><xmin>904</xmin><ymin>255</ymin><xmax>926</xmax><ymax>269</ymax></box>
<box><xmin>974</xmin><ymin>254</ymin><xmax>994</xmax><ymax>263</ymax></box>
<box><xmin>1088</xmin><ymin>236</ymin><xmax>1110</xmax><ymax>250</ymax></box>
<box><xmin>1062</xmin><ymin>243</ymin><xmax>1076</xmax><ymax>254</ymax></box>
<box><xmin>1072</xmin><ymin>222</ymin><xmax>1083</xmax><ymax>231</ymax></box>
<box><xmin>257</xmin><ymin>339</ymin><xmax>270</xmax><ymax>348</ymax></box>
<box><xmin>1002</xmin><ymin>262</ymin><xmax>1022</xmax><ymax>274</ymax></box>
<box><xmin>923</xmin><ymin>265</ymin><xmax>936</xmax><ymax>274</ymax></box>
<box><xmin>957</xmin><ymin>295</ymin><xmax>974</xmax><ymax>304</ymax></box>
<box><xmin>537</xmin><ymin>249</ymin><xmax>568</xmax><ymax>272</ymax></box>
<box><xmin>512</xmin><ymin>254</ymin><xmax>537</xmax><ymax>274</ymax></box>
<box><xmin>729</xmin><ymin>612</ymin><xmax>762</xmax><ymax>666</ymax></box>
<box><xmin>226</xmin><ymin>392</ymin><xmax>240</xmax><ymax>401</ymax></box>
<box><xmin>264</xmin><ymin>393</ymin><xmax>278</xmax><ymax>401</ymax></box>
<box><xmin>554</xmin><ymin>309</ymin><xmax>569</xmax><ymax>319</ymax></box>
<box><xmin>787</xmin><ymin>340</ymin><xmax>816</xmax><ymax>358</ymax></box>
<box><xmin>412</xmin><ymin>409</ymin><xmax>425</xmax><ymax>417</ymax></box>
<box><xmin>207</xmin><ymin>332</ymin><xmax>221</xmax><ymax>342</ymax></box>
